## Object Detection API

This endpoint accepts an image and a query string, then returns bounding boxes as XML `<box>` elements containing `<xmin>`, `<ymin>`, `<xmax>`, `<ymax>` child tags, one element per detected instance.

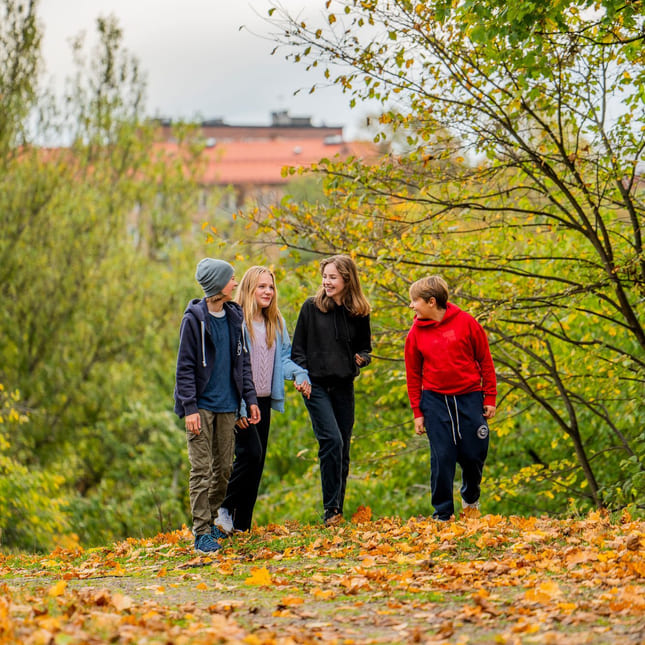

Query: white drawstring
<box><xmin>444</xmin><ymin>395</ymin><xmax>462</xmax><ymax>445</ymax></box>
<box><xmin>454</xmin><ymin>396</ymin><xmax>462</xmax><ymax>441</ymax></box>
<box><xmin>201</xmin><ymin>320</ymin><xmax>207</xmax><ymax>367</ymax></box>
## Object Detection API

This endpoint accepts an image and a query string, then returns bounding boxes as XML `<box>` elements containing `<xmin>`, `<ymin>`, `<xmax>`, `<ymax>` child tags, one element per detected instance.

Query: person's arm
<box><xmin>472</xmin><ymin>319</ymin><xmax>497</xmax><ymax>418</ymax></box>
<box><xmin>290</xmin><ymin>301</ymin><xmax>309</xmax><ymax>370</ymax></box>
<box><xmin>240</xmin><ymin>325</ymin><xmax>259</xmax><ymax>419</ymax></box>
<box><xmin>175</xmin><ymin>315</ymin><xmax>200</xmax><ymax>418</ymax></box>
<box><xmin>354</xmin><ymin>313</ymin><xmax>372</xmax><ymax>368</ymax></box>
<box><xmin>404</xmin><ymin>329</ymin><xmax>424</xmax><ymax>421</ymax></box>
<box><xmin>279</xmin><ymin>320</ymin><xmax>311</xmax><ymax>398</ymax></box>
<box><xmin>237</xmin><ymin>322</ymin><xmax>251</xmax><ymax>424</ymax></box>
<box><xmin>279</xmin><ymin>320</ymin><xmax>309</xmax><ymax>383</ymax></box>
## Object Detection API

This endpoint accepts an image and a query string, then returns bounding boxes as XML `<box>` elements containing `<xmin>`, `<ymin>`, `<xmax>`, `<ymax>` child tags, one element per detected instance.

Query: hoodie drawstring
<box><xmin>444</xmin><ymin>395</ymin><xmax>462</xmax><ymax>445</ymax></box>
<box><xmin>201</xmin><ymin>320</ymin><xmax>207</xmax><ymax>367</ymax></box>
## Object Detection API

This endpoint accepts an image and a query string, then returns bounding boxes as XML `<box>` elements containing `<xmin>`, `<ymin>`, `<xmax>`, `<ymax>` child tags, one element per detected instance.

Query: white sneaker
<box><xmin>461</xmin><ymin>500</ymin><xmax>480</xmax><ymax>518</ymax></box>
<box><xmin>215</xmin><ymin>507</ymin><xmax>234</xmax><ymax>535</ymax></box>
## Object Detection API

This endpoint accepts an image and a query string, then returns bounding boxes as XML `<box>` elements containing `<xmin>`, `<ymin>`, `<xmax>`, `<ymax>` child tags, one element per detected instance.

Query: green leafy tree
<box><xmin>0</xmin><ymin>2</ymin><xmax>209</xmax><ymax>547</ymax></box>
<box><xmin>0</xmin><ymin>384</ymin><xmax>69</xmax><ymax>551</ymax></box>
<box><xmin>237</xmin><ymin>1</ymin><xmax>645</xmax><ymax>517</ymax></box>
<box><xmin>431</xmin><ymin>0</ymin><xmax>644</xmax><ymax>55</ymax></box>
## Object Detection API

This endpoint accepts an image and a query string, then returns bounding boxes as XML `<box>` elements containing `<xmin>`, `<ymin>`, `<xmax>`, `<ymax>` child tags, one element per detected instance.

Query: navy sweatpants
<box><xmin>419</xmin><ymin>390</ymin><xmax>490</xmax><ymax>520</ymax></box>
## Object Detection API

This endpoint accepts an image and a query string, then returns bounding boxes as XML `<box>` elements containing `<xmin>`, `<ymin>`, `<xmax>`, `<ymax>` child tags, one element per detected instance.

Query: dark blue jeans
<box><xmin>304</xmin><ymin>379</ymin><xmax>355</xmax><ymax>516</ymax></box>
<box><xmin>420</xmin><ymin>390</ymin><xmax>490</xmax><ymax>520</ymax></box>
<box><xmin>222</xmin><ymin>396</ymin><xmax>272</xmax><ymax>531</ymax></box>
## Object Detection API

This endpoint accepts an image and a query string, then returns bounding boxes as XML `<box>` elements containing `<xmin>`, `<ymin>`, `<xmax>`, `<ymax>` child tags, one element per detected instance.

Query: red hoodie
<box><xmin>404</xmin><ymin>302</ymin><xmax>497</xmax><ymax>417</ymax></box>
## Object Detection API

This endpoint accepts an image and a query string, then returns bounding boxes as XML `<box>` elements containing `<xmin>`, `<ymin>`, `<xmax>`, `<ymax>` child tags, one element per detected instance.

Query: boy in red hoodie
<box><xmin>404</xmin><ymin>276</ymin><xmax>497</xmax><ymax>521</ymax></box>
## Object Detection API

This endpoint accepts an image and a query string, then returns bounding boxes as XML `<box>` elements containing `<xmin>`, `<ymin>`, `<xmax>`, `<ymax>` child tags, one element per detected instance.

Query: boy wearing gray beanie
<box><xmin>174</xmin><ymin>258</ymin><xmax>260</xmax><ymax>553</ymax></box>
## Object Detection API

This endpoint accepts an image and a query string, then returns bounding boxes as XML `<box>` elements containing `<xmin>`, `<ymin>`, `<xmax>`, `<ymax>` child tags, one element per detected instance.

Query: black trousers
<box><xmin>304</xmin><ymin>379</ymin><xmax>355</xmax><ymax>516</ymax></box>
<box><xmin>420</xmin><ymin>390</ymin><xmax>490</xmax><ymax>521</ymax></box>
<box><xmin>222</xmin><ymin>396</ymin><xmax>272</xmax><ymax>531</ymax></box>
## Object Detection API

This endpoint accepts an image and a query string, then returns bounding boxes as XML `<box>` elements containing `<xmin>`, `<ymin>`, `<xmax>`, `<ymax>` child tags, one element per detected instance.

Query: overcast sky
<box><xmin>37</xmin><ymin>0</ymin><xmax>372</xmax><ymax>139</ymax></box>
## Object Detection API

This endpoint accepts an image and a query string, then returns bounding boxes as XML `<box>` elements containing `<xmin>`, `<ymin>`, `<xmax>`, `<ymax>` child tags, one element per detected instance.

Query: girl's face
<box><xmin>254</xmin><ymin>272</ymin><xmax>275</xmax><ymax>310</ymax></box>
<box><xmin>322</xmin><ymin>263</ymin><xmax>347</xmax><ymax>303</ymax></box>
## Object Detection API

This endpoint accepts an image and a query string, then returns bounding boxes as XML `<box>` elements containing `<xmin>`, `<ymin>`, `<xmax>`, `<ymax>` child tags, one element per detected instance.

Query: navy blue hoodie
<box><xmin>174</xmin><ymin>298</ymin><xmax>258</xmax><ymax>419</ymax></box>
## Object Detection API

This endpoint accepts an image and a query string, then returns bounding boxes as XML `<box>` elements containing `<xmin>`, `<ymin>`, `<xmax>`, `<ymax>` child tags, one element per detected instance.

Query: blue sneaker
<box><xmin>211</xmin><ymin>525</ymin><xmax>228</xmax><ymax>540</ymax></box>
<box><xmin>194</xmin><ymin>533</ymin><xmax>221</xmax><ymax>554</ymax></box>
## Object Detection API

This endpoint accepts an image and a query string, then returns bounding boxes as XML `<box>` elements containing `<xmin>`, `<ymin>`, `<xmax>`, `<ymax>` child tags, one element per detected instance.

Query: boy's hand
<box><xmin>483</xmin><ymin>405</ymin><xmax>496</xmax><ymax>419</ymax></box>
<box><xmin>185</xmin><ymin>412</ymin><xmax>201</xmax><ymax>435</ymax></box>
<box><xmin>248</xmin><ymin>404</ymin><xmax>261</xmax><ymax>425</ymax></box>
<box><xmin>414</xmin><ymin>417</ymin><xmax>425</xmax><ymax>435</ymax></box>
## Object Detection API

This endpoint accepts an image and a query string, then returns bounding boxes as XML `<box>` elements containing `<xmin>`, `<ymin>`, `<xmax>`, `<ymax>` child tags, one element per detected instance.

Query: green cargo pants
<box><xmin>186</xmin><ymin>409</ymin><xmax>236</xmax><ymax>536</ymax></box>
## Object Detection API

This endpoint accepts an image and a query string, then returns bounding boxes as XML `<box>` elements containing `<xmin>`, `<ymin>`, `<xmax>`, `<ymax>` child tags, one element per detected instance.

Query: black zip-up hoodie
<box><xmin>291</xmin><ymin>297</ymin><xmax>372</xmax><ymax>384</ymax></box>
<box><xmin>174</xmin><ymin>298</ymin><xmax>258</xmax><ymax>419</ymax></box>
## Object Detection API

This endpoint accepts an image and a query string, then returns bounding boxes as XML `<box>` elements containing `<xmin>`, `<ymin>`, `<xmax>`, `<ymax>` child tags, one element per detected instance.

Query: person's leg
<box><xmin>186</xmin><ymin>409</ymin><xmax>215</xmax><ymax>536</ymax></box>
<box><xmin>220</xmin><ymin>422</ymin><xmax>258</xmax><ymax>528</ymax></box>
<box><xmin>209</xmin><ymin>412</ymin><xmax>237</xmax><ymax>518</ymax></box>
<box><xmin>329</xmin><ymin>381</ymin><xmax>355</xmax><ymax>515</ymax></box>
<box><xmin>223</xmin><ymin>397</ymin><xmax>272</xmax><ymax>531</ymax></box>
<box><xmin>455</xmin><ymin>392</ymin><xmax>490</xmax><ymax>507</ymax></box>
<box><xmin>421</xmin><ymin>391</ymin><xmax>458</xmax><ymax>521</ymax></box>
<box><xmin>304</xmin><ymin>384</ymin><xmax>344</xmax><ymax>517</ymax></box>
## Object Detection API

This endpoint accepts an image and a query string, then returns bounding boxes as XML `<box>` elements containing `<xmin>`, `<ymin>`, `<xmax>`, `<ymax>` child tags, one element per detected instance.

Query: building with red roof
<box><xmin>156</xmin><ymin>111</ymin><xmax>380</xmax><ymax>212</ymax></box>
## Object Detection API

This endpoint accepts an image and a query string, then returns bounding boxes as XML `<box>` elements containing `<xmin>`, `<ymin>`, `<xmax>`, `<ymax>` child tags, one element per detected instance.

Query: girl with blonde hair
<box><xmin>216</xmin><ymin>266</ymin><xmax>310</xmax><ymax>533</ymax></box>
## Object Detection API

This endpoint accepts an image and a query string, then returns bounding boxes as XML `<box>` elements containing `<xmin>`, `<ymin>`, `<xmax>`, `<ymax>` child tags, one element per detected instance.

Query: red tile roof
<box><xmin>154</xmin><ymin>138</ymin><xmax>378</xmax><ymax>186</ymax></box>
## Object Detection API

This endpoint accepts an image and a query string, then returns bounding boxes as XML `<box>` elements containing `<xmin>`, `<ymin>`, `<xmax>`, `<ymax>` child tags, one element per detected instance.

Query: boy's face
<box><xmin>410</xmin><ymin>296</ymin><xmax>434</xmax><ymax>320</ymax></box>
<box><xmin>220</xmin><ymin>275</ymin><xmax>238</xmax><ymax>301</ymax></box>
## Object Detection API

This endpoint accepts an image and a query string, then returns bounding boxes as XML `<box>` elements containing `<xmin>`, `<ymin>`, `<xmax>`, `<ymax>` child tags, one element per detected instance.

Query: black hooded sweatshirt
<box><xmin>291</xmin><ymin>297</ymin><xmax>372</xmax><ymax>385</ymax></box>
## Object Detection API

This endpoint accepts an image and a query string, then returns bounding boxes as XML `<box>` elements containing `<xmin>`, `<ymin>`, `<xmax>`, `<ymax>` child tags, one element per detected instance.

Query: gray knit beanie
<box><xmin>195</xmin><ymin>258</ymin><xmax>234</xmax><ymax>298</ymax></box>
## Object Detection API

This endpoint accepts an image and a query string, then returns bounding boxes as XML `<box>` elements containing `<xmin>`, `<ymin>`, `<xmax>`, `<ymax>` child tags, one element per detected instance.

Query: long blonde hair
<box><xmin>314</xmin><ymin>255</ymin><xmax>371</xmax><ymax>316</ymax></box>
<box><xmin>235</xmin><ymin>266</ymin><xmax>283</xmax><ymax>347</ymax></box>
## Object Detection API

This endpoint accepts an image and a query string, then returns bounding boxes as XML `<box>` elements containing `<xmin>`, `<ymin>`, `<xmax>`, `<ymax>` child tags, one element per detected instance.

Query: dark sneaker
<box><xmin>211</xmin><ymin>525</ymin><xmax>228</xmax><ymax>540</ymax></box>
<box><xmin>194</xmin><ymin>533</ymin><xmax>221</xmax><ymax>554</ymax></box>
